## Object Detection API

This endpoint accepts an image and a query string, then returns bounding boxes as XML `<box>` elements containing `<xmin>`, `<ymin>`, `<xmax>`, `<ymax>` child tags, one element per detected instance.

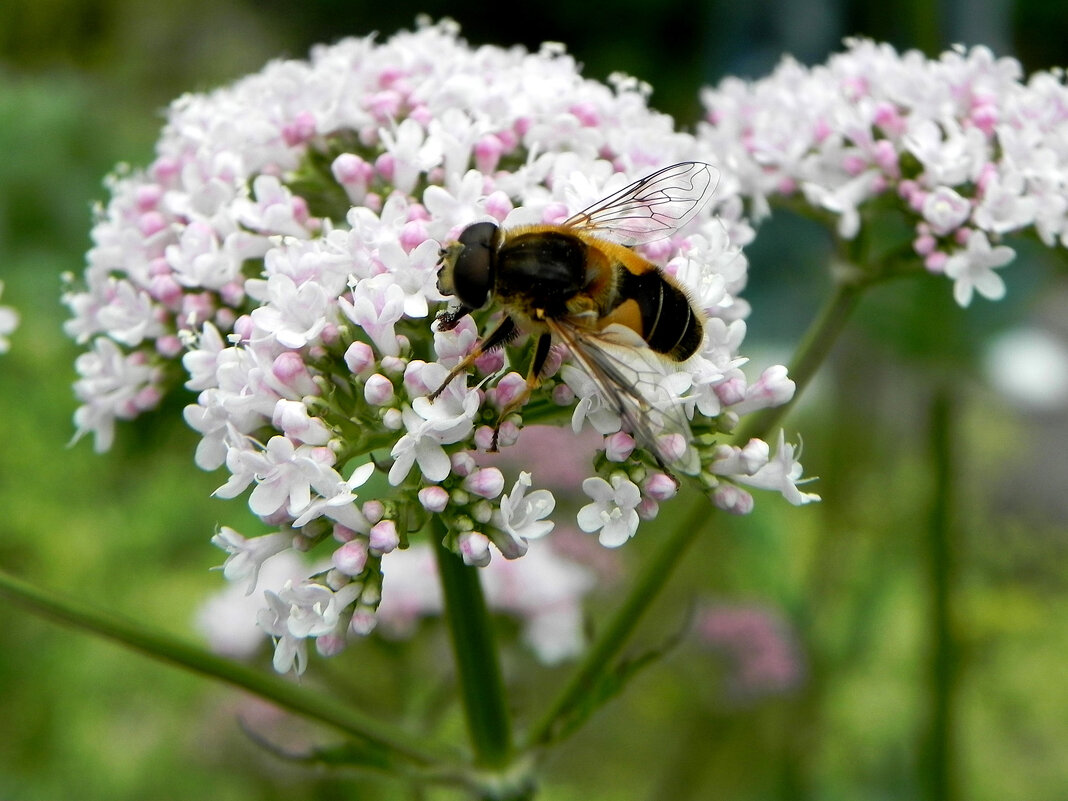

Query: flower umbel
<box><xmin>699</xmin><ymin>39</ymin><xmax>1068</xmax><ymax>304</ymax></box>
<box><xmin>68</xmin><ymin>20</ymin><xmax>811</xmax><ymax>673</ymax></box>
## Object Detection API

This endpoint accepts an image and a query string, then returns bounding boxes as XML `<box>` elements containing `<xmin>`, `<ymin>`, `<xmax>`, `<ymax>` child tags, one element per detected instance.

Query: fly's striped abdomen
<box><xmin>613</xmin><ymin>268</ymin><xmax>703</xmax><ymax>360</ymax></box>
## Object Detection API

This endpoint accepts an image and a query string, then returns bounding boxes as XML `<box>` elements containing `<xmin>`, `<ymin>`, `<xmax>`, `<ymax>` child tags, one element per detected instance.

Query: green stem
<box><xmin>523</xmin><ymin>495</ymin><xmax>710</xmax><ymax>749</ymax></box>
<box><xmin>0</xmin><ymin>566</ymin><xmax>455</xmax><ymax>769</ymax></box>
<box><xmin>731</xmin><ymin>278</ymin><xmax>864</xmax><ymax>445</ymax></box>
<box><xmin>922</xmin><ymin>387</ymin><xmax>958</xmax><ymax>801</ymax></box>
<box><xmin>431</xmin><ymin>527</ymin><xmax>514</xmax><ymax>770</ymax></box>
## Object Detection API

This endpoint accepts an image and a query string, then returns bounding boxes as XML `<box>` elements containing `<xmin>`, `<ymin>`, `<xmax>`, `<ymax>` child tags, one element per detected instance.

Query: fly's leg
<box><xmin>428</xmin><ymin>316</ymin><xmax>518</xmax><ymax>401</ymax></box>
<box><xmin>490</xmin><ymin>331</ymin><xmax>553</xmax><ymax>451</ymax></box>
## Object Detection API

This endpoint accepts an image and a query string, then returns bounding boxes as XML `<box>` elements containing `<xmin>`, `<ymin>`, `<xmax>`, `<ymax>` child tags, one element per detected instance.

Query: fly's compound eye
<box><xmin>448</xmin><ymin>221</ymin><xmax>498</xmax><ymax>309</ymax></box>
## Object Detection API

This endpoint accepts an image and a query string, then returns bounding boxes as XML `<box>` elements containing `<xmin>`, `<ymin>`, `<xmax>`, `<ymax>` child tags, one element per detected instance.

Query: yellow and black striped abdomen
<box><xmin>602</xmin><ymin>266</ymin><xmax>703</xmax><ymax>361</ymax></box>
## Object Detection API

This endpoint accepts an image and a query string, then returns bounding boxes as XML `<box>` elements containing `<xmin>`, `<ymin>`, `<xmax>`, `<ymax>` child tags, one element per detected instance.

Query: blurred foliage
<box><xmin>1</xmin><ymin>0</ymin><xmax>1067</xmax><ymax>799</ymax></box>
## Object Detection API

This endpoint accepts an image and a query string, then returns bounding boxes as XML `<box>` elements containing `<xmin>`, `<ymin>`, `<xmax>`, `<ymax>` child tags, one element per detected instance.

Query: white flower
<box><xmin>731</xmin><ymin>431</ymin><xmax>821</xmax><ymax>506</ymax></box>
<box><xmin>249</xmin><ymin>273</ymin><xmax>333</xmax><ymax>349</ymax></box>
<box><xmin>492</xmin><ymin>472</ymin><xmax>557</xmax><ymax>558</ymax></box>
<box><xmin>0</xmin><ymin>281</ymin><xmax>19</xmax><ymax>354</ymax></box>
<box><xmin>577</xmin><ymin>475</ymin><xmax>643</xmax><ymax>547</ymax></box>
<box><xmin>943</xmin><ymin>230</ymin><xmax>1014</xmax><ymax>306</ymax></box>
<box><xmin>210</xmin><ymin>526</ymin><xmax>291</xmax><ymax>593</ymax></box>
<box><xmin>922</xmin><ymin>186</ymin><xmax>971</xmax><ymax>235</ymax></box>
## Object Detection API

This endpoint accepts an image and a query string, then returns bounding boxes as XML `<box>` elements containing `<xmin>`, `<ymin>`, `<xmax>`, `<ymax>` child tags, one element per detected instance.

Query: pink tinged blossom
<box><xmin>943</xmin><ymin>229</ymin><xmax>1014</xmax><ymax>306</ymax></box>
<box><xmin>922</xmin><ymin>186</ymin><xmax>972</xmax><ymax>235</ymax></box>
<box><xmin>272</xmin><ymin>399</ymin><xmax>332</xmax><ymax>445</ymax></box>
<box><xmin>235</xmin><ymin>175</ymin><xmax>314</xmax><ymax>239</ymax></box>
<box><xmin>249</xmin><ymin>273</ymin><xmax>332</xmax><ymax>348</ymax></box>
<box><xmin>730</xmin><ymin>365</ymin><xmax>795</xmax><ymax>415</ymax></box>
<box><xmin>215</xmin><ymin>434</ymin><xmax>340</xmax><ymax>518</ymax></box>
<box><xmin>281</xmin><ymin>110</ymin><xmax>318</xmax><ymax>147</ymax></box>
<box><xmin>94</xmin><ymin>279</ymin><xmax>166</xmax><ymax>347</ymax></box>
<box><xmin>290</xmin><ymin>462</ymin><xmax>376</xmax><ymax>530</ymax></box>
<box><xmin>258</xmin><ymin>591</ymin><xmax>308</xmax><ymax>675</ymax></box>
<box><xmin>339</xmin><ymin>274</ymin><xmax>407</xmax><ymax>357</ymax></box>
<box><xmin>332</xmin><ymin>153</ymin><xmax>374</xmax><ymax>203</ymax></box>
<box><xmin>577</xmin><ymin>475</ymin><xmax>642</xmax><ymax>548</ymax></box>
<box><xmin>72</xmin><ymin>337</ymin><xmax>161</xmax><ymax>452</ymax></box>
<box><xmin>210</xmin><ymin>527</ymin><xmax>291</xmax><ymax>593</ymax></box>
<box><xmin>731</xmin><ymin>431</ymin><xmax>820</xmax><ymax>506</ymax></box>
<box><xmin>165</xmin><ymin>221</ymin><xmax>242</xmax><ymax>290</ymax></box>
<box><xmin>271</xmin><ymin>351</ymin><xmax>319</xmax><ymax>396</ymax></box>
<box><xmin>562</xmin><ymin>365</ymin><xmax>623</xmax><ymax>436</ymax></box>
<box><xmin>388</xmin><ymin>378</ymin><xmax>479</xmax><ymax>485</ymax></box>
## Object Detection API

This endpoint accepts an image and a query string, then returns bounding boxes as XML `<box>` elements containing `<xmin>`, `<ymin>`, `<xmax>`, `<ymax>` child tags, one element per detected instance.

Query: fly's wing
<box><xmin>548</xmin><ymin>319</ymin><xmax>700</xmax><ymax>477</ymax></box>
<box><xmin>562</xmin><ymin>162</ymin><xmax>719</xmax><ymax>247</ymax></box>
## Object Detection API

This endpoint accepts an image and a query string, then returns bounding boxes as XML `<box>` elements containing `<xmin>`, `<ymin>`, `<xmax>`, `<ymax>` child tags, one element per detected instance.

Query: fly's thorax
<box><xmin>494</xmin><ymin>228</ymin><xmax>590</xmax><ymax>319</ymax></box>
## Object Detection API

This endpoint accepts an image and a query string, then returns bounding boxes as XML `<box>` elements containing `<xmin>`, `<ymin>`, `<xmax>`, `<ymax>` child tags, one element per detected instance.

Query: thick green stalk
<box><xmin>0</xmin><ymin>566</ymin><xmax>455</xmax><ymax>769</ymax></box>
<box><xmin>921</xmin><ymin>387</ymin><xmax>958</xmax><ymax>801</ymax></box>
<box><xmin>523</xmin><ymin>495</ymin><xmax>710</xmax><ymax>749</ymax></box>
<box><xmin>731</xmin><ymin>278</ymin><xmax>864</xmax><ymax>445</ymax></box>
<box><xmin>430</xmin><ymin>527</ymin><xmax>515</xmax><ymax>771</ymax></box>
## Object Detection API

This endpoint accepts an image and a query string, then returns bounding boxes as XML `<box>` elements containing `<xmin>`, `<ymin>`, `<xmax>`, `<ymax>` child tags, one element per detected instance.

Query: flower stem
<box><xmin>731</xmin><ymin>278</ymin><xmax>864</xmax><ymax>445</ymax></box>
<box><xmin>431</xmin><ymin>526</ymin><xmax>515</xmax><ymax>771</ymax></box>
<box><xmin>523</xmin><ymin>494</ymin><xmax>711</xmax><ymax>749</ymax></box>
<box><xmin>921</xmin><ymin>387</ymin><xmax>959</xmax><ymax>801</ymax></box>
<box><xmin>0</xmin><ymin>566</ymin><xmax>456</xmax><ymax>769</ymax></box>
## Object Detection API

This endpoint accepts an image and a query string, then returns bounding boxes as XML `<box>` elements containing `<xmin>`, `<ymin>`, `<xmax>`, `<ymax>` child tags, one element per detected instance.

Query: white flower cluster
<box><xmin>65</xmin><ymin>20</ymin><xmax>814</xmax><ymax>673</ymax></box>
<box><xmin>0</xmin><ymin>281</ymin><xmax>18</xmax><ymax>354</ymax></box>
<box><xmin>699</xmin><ymin>39</ymin><xmax>1068</xmax><ymax>305</ymax></box>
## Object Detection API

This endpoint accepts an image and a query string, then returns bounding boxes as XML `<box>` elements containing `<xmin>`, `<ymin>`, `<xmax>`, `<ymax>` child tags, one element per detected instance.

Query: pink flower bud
<box><xmin>364</xmin><ymin>373</ymin><xmax>395</xmax><ymax>406</ymax></box>
<box><xmin>644</xmin><ymin>472</ymin><xmax>678</xmax><ymax>501</ymax></box>
<box><xmin>604</xmin><ymin>431</ymin><xmax>636</xmax><ymax>462</ymax></box>
<box><xmin>552</xmin><ymin>384</ymin><xmax>575</xmax><ymax>405</ymax></box>
<box><xmin>369</xmin><ymin>520</ymin><xmax>399</xmax><ymax>554</ymax></box>
<box><xmin>463</xmin><ymin>467</ymin><xmax>505</xmax><ymax>499</ymax></box>
<box><xmin>656</xmin><ymin>433</ymin><xmax>689</xmax><ymax>464</ymax></box>
<box><xmin>475</xmin><ymin>135</ymin><xmax>504</xmax><ymax>173</ymax></box>
<box><xmin>361</xmin><ymin>500</ymin><xmax>385</xmax><ymax>526</ymax></box>
<box><xmin>344</xmin><ymin>341</ymin><xmax>375</xmax><ymax>374</ymax></box>
<box><xmin>489</xmin><ymin>372</ymin><xmax>527</xmax><ymax>410</ymax></box>
<box><xmin>418</xmin><ymin>486</ymin><xmax>450</xmax><ymax>513</ymax></box>
<box><xmin>459</xmin><ymin>531</ymin><xmax>491</xmax><ymax>567</ymax></box>
<box><xmin>315</xmin><ymin>634</ymin><xmax>347</xmax><ymax>657</ymax></box>
<box><xmin>272</xmin><ymin>351</ymin><xmax>318</xmax><ymax>395</ymax></box>
<box><xmin>474</xmin><ymin>425</ymin><xmax>497</xmax><ymax>451</ymax></box>
<box><xmin>713</xmin><ymin>484</ymin><xmax>755</xmax><ymax>515</ymax></box>
<box><xmin>496</xmin><ymin>420</ymin><xmax>521</xmax><ymax>447</ymax></box>
<box><xmin>450</xmin><ymin>451</ymin><xmax>476</xmax><ymax>477</ymax></box>
<box><xmin>484</xmin><ymin>190</ymin><xmax>513</xmax><ymax>221</ymax></box>
<box><xmin>332</xmin><ymin>540</ymin><xmax>369</xmax><ymax>576</ymax></box>
<box><xmin>474</xmin><ymin>348</ymin><xmax>505</xmax><ymax>374</ymax></box>
<box><xmin>350</xmin><ymin>607</ymin><xmax>377</xmax><ymax>636</ymax></box>
<box><xmin>637</xmin><ymin>497</ymin><xmax>660</xmax><ymax>520</ymax></box>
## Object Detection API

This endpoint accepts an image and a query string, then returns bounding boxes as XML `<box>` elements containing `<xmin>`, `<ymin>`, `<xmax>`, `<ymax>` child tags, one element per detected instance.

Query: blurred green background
<box><xmin>2</xmin><ymin>0</ymin><xmax>1067</xmax><ymax>799</ymax></box>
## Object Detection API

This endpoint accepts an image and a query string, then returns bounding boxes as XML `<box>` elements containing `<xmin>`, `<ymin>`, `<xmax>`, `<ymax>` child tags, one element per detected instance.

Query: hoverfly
<box><xmin>431</xmin><ymin>161</ymin><xmax>719</xmax><ymax>476</ymax></box>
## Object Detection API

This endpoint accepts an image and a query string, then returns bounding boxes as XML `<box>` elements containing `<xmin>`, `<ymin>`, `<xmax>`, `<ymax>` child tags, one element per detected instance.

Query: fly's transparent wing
<box><xmin>548</xmin><ymin>320</ymin><xmax>700</xmax><ymax>477</ymax></box>
<box><xmin>563</xmin><ymin>162</ymin><xmax>719</xmax><ymax>247</ymax></box>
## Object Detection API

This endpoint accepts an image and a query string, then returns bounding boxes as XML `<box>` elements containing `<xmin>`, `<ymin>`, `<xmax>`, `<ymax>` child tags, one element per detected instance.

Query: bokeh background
<box><xmin>2</xmin><ymin>1</ymin><xmax>1067</xmax><ymax>799</ymax></box>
